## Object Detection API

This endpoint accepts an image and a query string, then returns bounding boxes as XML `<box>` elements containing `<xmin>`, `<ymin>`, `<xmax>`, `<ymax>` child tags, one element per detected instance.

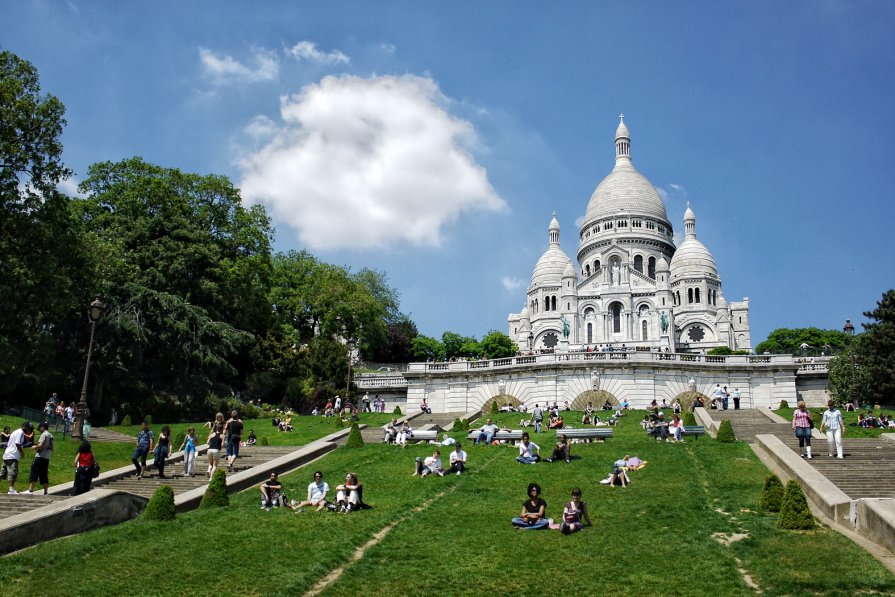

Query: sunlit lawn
<box><xmin>1</xmin><ymin>411</ymin><xmax>893</xmax><ymax>596</ymax></box>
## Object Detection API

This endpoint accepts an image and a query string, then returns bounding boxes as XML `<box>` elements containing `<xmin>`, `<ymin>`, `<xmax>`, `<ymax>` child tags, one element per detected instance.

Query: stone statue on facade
<box><xmin>560</xmin><ymin>314</ymin><xmax>570</xmax><ymax>338</ymax></box>
<box><xmin>660</xmin><ymin>310</ymin><xmax>669</xmax><ymax>334</ymax></box>
<box><xmin>611</xmin><ymin>262</ymin><xmax>620</xmax><ymax>285</ymax></box>
<box><xmin>688</xmin><ymin>377</ymin><xmax>697</xmax><ymax>392</ymax></box>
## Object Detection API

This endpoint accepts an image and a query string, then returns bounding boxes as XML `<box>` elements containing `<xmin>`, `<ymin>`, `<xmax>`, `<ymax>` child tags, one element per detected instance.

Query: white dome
<box><xmin>657</xmin><ymin>256</ymin><xmax>670</xmax><ymax>272</ymax></box>
<box><xmin>563</xmin><ymin>261</ymin><xmax>576</xmax><ymax>278</ymax></box>
<box><xmin>532</xmin><ymin>246</ymin><xmax>573</xmax><ymax>287</ymax></box>
<box><xmin>669</xmin><ymin>238</ymin><xmax>717</xmax><ymax>279</ymax></box>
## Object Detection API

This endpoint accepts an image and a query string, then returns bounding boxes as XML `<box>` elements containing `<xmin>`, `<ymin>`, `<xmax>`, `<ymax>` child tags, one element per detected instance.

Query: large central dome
<box><xmin>582</xmin><ymin>117</ymin><xmax>670</xmax><ymax>224</ymax></box>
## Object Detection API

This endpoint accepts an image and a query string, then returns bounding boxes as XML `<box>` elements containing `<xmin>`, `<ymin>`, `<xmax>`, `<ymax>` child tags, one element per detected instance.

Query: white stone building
<box><xmin>508</xmin><ymin>117</ymin><xmax>751</xmax><ymax>353</ymax></box>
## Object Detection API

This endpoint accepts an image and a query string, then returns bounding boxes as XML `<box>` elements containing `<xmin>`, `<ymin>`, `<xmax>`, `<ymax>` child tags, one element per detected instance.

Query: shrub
<box><xmin>683</xmin><ymin>412</ymin><xmax>697</xmax><ymax>426</ymax></box>
<box><xmin>715</xmin><ymin>420</ymin><xmax>736</xmax><ymax>443</ymax></box>
<box><xmin>121</xmin><ymin>415</ymin><xmax>132</xmax><ymax>426</ymax></box>
<box><xmin>200</xmin><ymin>469</ymin><xmax>229</xmax><ymax>509</ymax></box>
<box><xmin>344</xmin><ymin>423</ymin><xmax>364</xmax><ymax>448</ymax></box>
<box><xmin>334</xmin><ymin>416</ymin><xmax>344</xmax><ymax>429</ymax></box>
<box><xmin>393</xmin><ymin>405</ymin><xmax>402</xmax><ymax>415</ymax></box>
<box><xmin>778</xmin><ymin>400</ymin><xmax>789</xmax><ymax>410</ymax></box>
<box><xmin>260</xmin><ymin>436</ymin><xmax>269</xmax><ymax>446</ymax></box>
<box><xmin>143</xmin><ymin>415</ymin><xmax>152</xmax><ymax>425</ymax></box>
<box><xmin>490</xmin><ymin>400</ymin><xmax>499</xmax><ymax>414</ymax></box>
<box><xmin>142</xmin><ymin>485</ymin><xmax>175</xmax><ymax>521</ymax></box>
<box><xmin>778</xmin><ymin>480</ymin><xmax>815</xmax><ymax>529</ymax></box>
<box><xmin>761</xmin><ymin>474</ymin><xmax>785</xmax><ymax>512</ymax></box>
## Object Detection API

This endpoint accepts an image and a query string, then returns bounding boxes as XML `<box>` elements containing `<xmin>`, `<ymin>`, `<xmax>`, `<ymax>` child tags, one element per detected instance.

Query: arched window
<box><xmin>687</xmin><ymin>288</ymin><xmax>693</xmax><ymax>304</ymax></box>
<box><xmin>585</xmin><ymin>264</ymin><xmax>591</xmax><ymax>277</ymax></box>
<box><xmin>648</xmin><ymin>257</ymin><xmax>656</xmax><ymax>279</ymax></box>
<box><xmin>551</xmin><ymin>296</ymin><xmax>557</xmax><ymax>311</ymax></box>
<box><xmin>594</xmin><ymin>259</ymin><xmax>601</xmax><ymax>272</ymax></box>
<box><xmin>610</xmin><ymin>303</ymin><xmax>622</xmax><ymax>334</ymax></box>
<box><xmin>587</xmin><ymin>322</ymin><xmax>593</xmax><ymax>344</ymax></box>
<box><xmin>695</xmin><ymin>288</ymin><xmax>701</xmax><ymax>303</ymax></box>
<box><xmin>642</xmin><ymin>320</ymin><xmax>648</xmax><ymax>340</ymax></box>
<box><xmin>583</xmin><ymin>307</ymin><xmax>595</xmax><ymax>317</ymax></box>
<box><xmin>634</xmin><ymin>255</ymin><xmax>643</xmax><ymax>273</ymax></box>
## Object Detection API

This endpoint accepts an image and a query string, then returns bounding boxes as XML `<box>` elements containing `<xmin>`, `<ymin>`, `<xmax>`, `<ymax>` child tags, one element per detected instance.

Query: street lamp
<box><xmin>75</xmin><ymin>297</ymin><xmax>106</xmax><ymax>439</ymax></box>
<box><xmin>345</xmin><ymin>338</ymin><xmax>356</xmax><ymax>402</ymax></box>
<box><xmin>843</xmin><ymin>319</ymin><xmax>858</xmax><ymax>409</ymax></box>
<box><xmin>843</xmin><ymin>319</ymin><xmax>855</xmax><ymax>336</ymax></box>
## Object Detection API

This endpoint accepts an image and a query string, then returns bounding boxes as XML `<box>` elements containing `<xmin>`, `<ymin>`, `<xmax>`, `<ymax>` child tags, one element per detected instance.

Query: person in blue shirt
<box><xmin>132</xmin><ymin>421</ymin><xmax>154</xmax><ymax>478</ymax></box>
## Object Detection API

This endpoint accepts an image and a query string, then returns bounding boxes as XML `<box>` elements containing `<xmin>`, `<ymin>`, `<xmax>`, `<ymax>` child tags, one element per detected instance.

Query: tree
<box><xmin>411</xmin><ymin>335</ymin><xmax>444</xmax><ymax>361</ymax></box>
<box><xmin>755</xmin><ymin>328</ymin><xmax>850</xmax><ymax>356</ymax></box>
<box><xmin>827</xmin><ymin>335</ymin><xmax>871</xmax><ymax>406</ymax></box>
<box><xmin>0</xmin><ymin>51</ymin><xmax>86</xmax><ymax>402</ymax></box>
<box><xmin>442</xmin><ymin>332</ymin><xmax>477</xmax><ymax>360</ymax></box>
<box><xmin>859</xmin><ymin>290</ymin><xmax>895</xmax><ymax>405</ymax></box>
<box><xmin>479</xmin><ymin>331</ymin><xmax>518</xmax><ymax>359</ymax></box>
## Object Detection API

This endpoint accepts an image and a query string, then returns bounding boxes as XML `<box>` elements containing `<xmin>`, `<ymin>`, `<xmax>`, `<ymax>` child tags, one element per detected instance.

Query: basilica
<box><xmin>507</xmin><ymin>117</ymin><xmax>752</xmax><ymax>353</ymax></box>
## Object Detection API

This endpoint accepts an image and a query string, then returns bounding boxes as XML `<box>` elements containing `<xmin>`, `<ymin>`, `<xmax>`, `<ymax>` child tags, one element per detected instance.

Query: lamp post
<box><xmin>843</xmin><ymin>319</ymin><xmax>858</xmax><ymax>409</ymax></box>
<box><xmin>75</xmin><ymin>297</ymin><xmax>106</xmax><ymax>439</ymax></box>
<box><xmin>345</xmin><ymin>338</ymin><xmax>356</xmax><ymax>402</ymax></box>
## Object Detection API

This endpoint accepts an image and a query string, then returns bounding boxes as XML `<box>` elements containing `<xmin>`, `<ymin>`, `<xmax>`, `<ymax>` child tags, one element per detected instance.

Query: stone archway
<box><xmin>482</xmin><ymin>395</ymin><xmax>522</xmax><ymax>413</ymax></box>
<box><xmin>673</xmin><ymin>391</ymin><xmax>708</xmax><ymax>413</ymax></box>
<box><xmin>571</xmin><ymin>390</ymin><xmax>618</xmax><ymax>411</ymax></box>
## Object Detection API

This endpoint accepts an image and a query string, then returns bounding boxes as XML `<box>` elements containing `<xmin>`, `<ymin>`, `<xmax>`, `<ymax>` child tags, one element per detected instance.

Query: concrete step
<box><xmin>0</xmin><ymin>494</ymin><xmax>71</xmax><ymax>517</ymax></box>
<box><xmin>88</xmin><ymin>427</ymin><xmax>137</xmax><ymax>443</ymax></box>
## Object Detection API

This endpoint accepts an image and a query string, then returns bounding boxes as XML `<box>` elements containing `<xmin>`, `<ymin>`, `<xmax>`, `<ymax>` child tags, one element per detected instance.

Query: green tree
<box><xmin>827</xmin><ymin>335</ymin><xmax>871</xmax><ymax>406</ymax></box>
<box><xmin>0</xmin><ymin>51</ymin><xmax>86</xmax><ymax>402</ymax></box>
<box><xmin>411</xmin><ymin>335</ymin><xmax>444</xmax><ymax>361</ymax></box>
<box><xmin>142</xmin><ymin>485</ymin><xmax>176</xmax><ymax>521</ymax></box>
<box><xmin>755</xmin><ymin>327</ymin><xmax>850</xmax><ymax>356</ymax></box>
<box><xmin>442</xmin><ymin>332</ymin><xmax>477</xmax><ymax>360</ymax></box>
<box><xmin>860</xmin><ymin>290</ymin><xmax>895</xmax><ymax>405</ymax></box>
<box><xmin>479</xmin><ymin>331</ymin><xmax>518</xmax><ymax>359</ymax></box>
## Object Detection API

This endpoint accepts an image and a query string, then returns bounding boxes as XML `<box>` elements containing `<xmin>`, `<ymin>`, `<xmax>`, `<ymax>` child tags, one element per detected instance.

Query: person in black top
<box><xmin>511</xmin><ymin>483</ymin><xmax>549</xmax><ymax>529</ymax></box>
<box><xmin>154</xmin><ymin>425</ymin><xmax>171</xmax><ymax>478</ymax></box>
<box><xmin>225</xmin><ymin>410</ymin><xmax>244</xmax><ymax>472</ymax></box>
<box><xmin>206</xmin><ymin>424</ymin><xmax>224</xmax><ymax>478</ymax></box>
<box><xmin>260</xmin><ymin>472</ymin><xmax>286</xmax><ymax>510</ymax></box>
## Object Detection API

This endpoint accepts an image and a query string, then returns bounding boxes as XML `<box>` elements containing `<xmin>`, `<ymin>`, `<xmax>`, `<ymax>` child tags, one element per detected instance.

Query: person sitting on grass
<box><xmin>246</xmin><ymin>430</ymin><xmax>257</xmax><ymax>446</ymax></box>
<box><xmin>447</xmin><ymin>443</ymin><xmax>467</xmax><ymax>475</ymax></box>
<box><xmin>260</xmin><ymin>472</ymin><xmax>286</xmax><ymax>510</ymax></box>
<box><xmin>548</xmin><ymin>414</ymin><xmax>565</xmax><ymax>430</ymax></box>
<box><xmin>516</xmin><ymin>432</ymin><xmax>540</xmax><ymax>464</ymax></box>
<box><xmin>607</xmin><ymin>465</ymin><xmax>630</xmax><ymax>487</ymax></box>
<box><xmin>648</xmin><ymin>413</ymin><xmax>669</xmax><ymax>441</ymax></box>
<box><xmin>669</xmin><ymin>414</ymin><xmax>684</xmax><ymax>442</ymax></box>
<box><xmin>413</xmin><ymin>449</ymin><xmax>443</xmax><ymax>477</ymax></box>
<box><xmin>474</xmin><ymin>418</ymin><xmax>500</xmax><ymax>446</ymax></box>
<box><xmin>335</xmin><ymin>472</ymin><xmax>362</xmax><ymax>513</ymax></box>
<box><xmin>396</xmin><ymin>421</ymin><xmax>413</xmax><ymax>446</ymax></box>
<box><xmin>511</xmin><ymin>483</ymin><xmax>549</xmax><ymax>529</ymax></box>
<box><xmin>544</xmin><ymin>434</ymin><xmax>570</xmax><ymax>463</ymax></box>
<box><xmin>560</xmin><ymin>487</ymin><xmax>592</xmax><ymax>534</ymax></box>
<box><xmin>294</xmin><ymin>471</ymin><xmax>329</xmax><ymax>512</ymax></box>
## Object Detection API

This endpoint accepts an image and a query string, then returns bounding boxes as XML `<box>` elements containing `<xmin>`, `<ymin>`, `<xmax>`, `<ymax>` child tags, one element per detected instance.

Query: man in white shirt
<box><xmin>474</xmin><ymin>418</ymin><xmax>500</xmax><ymax>445</ymax></box>
<box><xmin>1</xmin><ymin>421</ymin><xmax>31</xmax><ymax>494</ymax></box>
<box><xmin>711</xmin><ymin>384</ymin><xmax>723</xmax><ymax>410</ymax></box>
<box><xmin>821</xmin><ymin>400</ymin><xmax>845</xmax><ymax>459</ymax></box>
<box><xmin>295</xmin><ymin>471</ymin><xmax>330</xmax><ymax>511</ymax></box>
<box><xmin>447</xmin><ymin>443</ymin><xmax>467</xmax><ymax>475</ymax></box>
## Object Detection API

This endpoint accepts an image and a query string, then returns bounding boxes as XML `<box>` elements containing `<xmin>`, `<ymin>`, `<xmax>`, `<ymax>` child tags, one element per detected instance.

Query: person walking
<box><xmin>206</xmin><ymin>424</ymin><xmax>224</xmax><ymax>478</ymax></box>
<box><xmin>532</xmin><ymin>404</ymin><xmax>544</xmax><ymax>433</ymax></box>
<box><xmin>225</xmin><ymin>410</ymin><xmax>243</xmax><ymax>472</ymax></box>
<box><xmin>821</xmin><ymin>400</ymin><xmax>845</xmax><ymax>459</ymax></box>
<box><xmin>153</xmin><ymin>425</ymin><xmax>171</xmax><ymax>478</ymax></box>
<box><xmin>25</xmin><ymin>422</ymin><xmax>53</xmax><ymax>494</ymax></box>
<box><xmin>178</xmin><ymin>427</ymin><xmax>198</xmax><ymax>477</ymax></box>
<box><xmin>72</xmin><ymin>441</ymin><xmax>97</xmax><ymax>496</ymax></box>
<box><xmin>132</xmin><ymin>421</ymin><xmax>154</xmax><ymax>478</ymax></box>
<box><xmin>791</xmin><ymin>402</ymin><xmax>814</xmax><ymax>459</ymax></box>
<box><xmin>2</xmin><ymin>421</ymin><xmax>32</xmax><ymax>494</ymax></box>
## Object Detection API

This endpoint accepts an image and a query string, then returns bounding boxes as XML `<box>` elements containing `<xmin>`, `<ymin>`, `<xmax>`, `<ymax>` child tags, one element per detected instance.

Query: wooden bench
<box><xmin>466</xmin><ymin>429</ymin><xmax>524</xmax><ymax>444</ymax></box>
<box><xmin>556</xmin><ymin>428</ymin><xmax>613</xmax><ymax>442</ymax></box>
<box><xmin>407</xmin><ymin>430</ymin><xmax>438</xmax><ymax>443</ymax></box>
<box><xmin>645</xmin><ymin>425</ymin><xmax>705</xmax><ymax>440</ymax></box>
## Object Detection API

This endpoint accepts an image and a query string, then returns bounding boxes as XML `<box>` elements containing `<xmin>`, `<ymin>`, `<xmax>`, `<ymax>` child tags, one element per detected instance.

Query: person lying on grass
<box><xmin>512</xmin><ymin>483</ymin><xmax>549</xmax><ymax>529</ymax></box>
<box><xmin>516</xmin><ymin>432</ymin><xmax>540</xmax><ymax>464</ymax></box>
<box><xmin>544</xmin><ymin>434</ymin><xmax>570</xmax><ymax>463</ymax></box>
<box><xmin>560</xmin><ymin>487</ymin><xmax>592</xmax><ymax>534</ymax></box>
<box><xmin>294</xmin><ymin>470</ymin><xmax>329</xmax><ymax>511</ymax></box>
<box><xmin>548</xmin><ymin>414</ymin><xmax>564</xmax><ymax>430</ymax></box>
<box><xmin>413</xmin><ymin>449</ymin><xmax>444</xmax><ymax>477</ymax></box>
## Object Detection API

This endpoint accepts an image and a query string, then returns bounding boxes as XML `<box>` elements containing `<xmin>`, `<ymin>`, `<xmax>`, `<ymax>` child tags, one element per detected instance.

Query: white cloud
<box><xmin>501</xmin><ymin>276</ymin><xmax>525</xmax><ymax>292</ymax></box>
<box><xmin>379</xmin><ymin>42</ymin><xmax>396</xmax><ymax>54</ymax></box>
<box><xmin>239</xmin><ymin>74</ymin><xmax>506</xmax><ymax>251</ymax></box>
<box><xmin>286</xmin><ymin>41</ymin><xmax>350</xmax><ymax>65</ymax></box>
<box><xmin>243</xmin><ymin>115</ymin><xmax>277</xmax><ymax>141</ymax></box>
<box><xmin>198</xmin><ymin>47</ymin><xmax>278</xmax><ymax>85</ymax></box>
<box><xmin>57</xmin><ymin>177</ymin><xmax>86</xmax><ymax>198</ymax></box>
<box><xmin>669</xmin><ymin>183</ymin><xmax>686</xmax><ymax>193</ymax></box>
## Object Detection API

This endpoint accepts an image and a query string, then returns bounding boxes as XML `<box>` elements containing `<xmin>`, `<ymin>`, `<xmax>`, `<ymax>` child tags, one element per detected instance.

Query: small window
<box><xmin>688</xmin><ymin>288</ymin><xmax>693</xmax><ymax>304</ymax></box>
<box><xmin>695</xmin><ymin>288</ymin><xmax>701</xmax><ymax>303</ymax></box>
<box><xmin>634</xmin><ymin>255</ymin><xmax>643</xmax><ymax>273</ymax></box>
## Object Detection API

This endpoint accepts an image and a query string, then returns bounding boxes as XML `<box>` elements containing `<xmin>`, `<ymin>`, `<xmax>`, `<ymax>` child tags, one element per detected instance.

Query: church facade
<box><xmin>508</xmin><ymin>117</ymin><xmax>751</xmax><ymax>353</ymax></box>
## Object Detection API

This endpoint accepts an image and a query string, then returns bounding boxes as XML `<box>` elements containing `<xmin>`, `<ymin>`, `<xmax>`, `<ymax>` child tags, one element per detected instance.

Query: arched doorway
<box><xmin>571</xmin><ymin>390</ymin><xmax>618</xmax><ymax>411</ymax></box>
<box><xmin>481</xmin><ymin>395</ymin><xmax>522</xmax><ymax>413</ymax></box>
<box><xmin>672</xmin><ymin>391</ymin><xmax>708</xmax><ymax>414</ymax></box>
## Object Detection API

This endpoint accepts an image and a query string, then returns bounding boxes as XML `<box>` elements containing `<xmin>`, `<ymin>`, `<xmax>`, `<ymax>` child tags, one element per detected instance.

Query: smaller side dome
<box><xmin>563</xmin><ymin>262</ymin><xmax>576</xmax><ymax>278</ymax></box>
<box><xmin>657</xmin><ymin>256</ymin><xmax>670</xmax><ymax>272</ymax></box>
<box><xmin>670</xmin><ymin>203</ymin><xmax>718</xmax><ymax>280</ymax></box>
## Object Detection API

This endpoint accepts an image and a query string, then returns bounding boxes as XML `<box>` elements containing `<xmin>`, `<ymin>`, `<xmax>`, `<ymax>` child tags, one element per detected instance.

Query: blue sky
<box><xmin>4</xmin><ymin>1</ymin><xmax>894</xmax><ymax>346</ymax></box>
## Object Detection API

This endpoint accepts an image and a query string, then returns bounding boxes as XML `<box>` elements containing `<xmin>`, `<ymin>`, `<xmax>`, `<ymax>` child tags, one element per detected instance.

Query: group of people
<box><xmin>412</xmin><ymin>443</ymin><xmax>468</xmax><ymax>476</ymax></box>
<box><xmin>857</xmin><ymin>412</ymin><xmax>893</xmax><ymax>429</ymax></box>
<box><xmin>383</xmin><ymin>419</ymin><xmax>415</xmax><ymax>445</ymax></box>
<box><xmin>709</xmin><ymin>384</ymin><xmax>742</xmax><ymax>410</ymax></box>
<box><xmin>259</xmin><ymin>470</ymin><xmax>367</xmax><ymax>514</ymax></box>
<box><xmin>641</xmin><ymin>412</ymin><xmax>686</xmax><ymax>442</ymax></box>
<box><xmin>511</xmin><ymin>483</ymin><xmax>592</xmax><ymax>534</ymax></box>
<box><xmin>792</xmin><ymin>400</ymin><xmax>846</xmax><ymax>459</ymax></box>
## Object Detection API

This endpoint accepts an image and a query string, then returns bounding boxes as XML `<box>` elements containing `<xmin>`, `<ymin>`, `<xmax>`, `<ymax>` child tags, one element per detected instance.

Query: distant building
<box><xmin>508</xmin><ymin>116</ymin><xmax>751</xmax><ymax>353</ymax></box>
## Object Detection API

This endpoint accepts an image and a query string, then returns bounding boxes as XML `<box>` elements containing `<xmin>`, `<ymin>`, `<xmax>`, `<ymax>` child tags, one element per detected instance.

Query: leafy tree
<box><xmin>479</xmin><ymin>331</ymin><xmax>518</xmax><ymax>359</ymax></box>
<box><xmin>0</xmin><ymin>51</ymin><xmax>86</xmax><ymax>401</ymax></box>
<box><xmin>859</xmin><ymin>290</ymin><xmax>895</xmax><ymax>405</ymax></box>
<box><xmin>367</xmin><ymin>315</ymin><xmax>417</xmax><ymax>364</ymax></box>
<box><xmin>442</xmin><ymin>332</ymin><xmax>477</xmax><ymax>360</ymax></box>
<box><xmin>755</xmin><ymin>327</ymin><xmax>850</xmax><ymax>356</ymax></box>
<box><xmin>411</xmin><ymin>335</ymin><xmax>444</xmax><ymax>361</ymax></box>
<box><xmin>827</xmin><ymin>335</ymin><xmax>871</xmax><ymax>406</ymax></box>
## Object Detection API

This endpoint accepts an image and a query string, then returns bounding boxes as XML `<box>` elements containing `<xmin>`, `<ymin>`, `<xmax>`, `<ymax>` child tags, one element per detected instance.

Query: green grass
<box><xmin>775</xmin><ymin>407</ymin><xmax>895</xmax><ymax>438</ymax></box>
<box><xmin>1</xmin><ymin>411</ymin><xmax>893</xmax><ymax>596</ymax></box>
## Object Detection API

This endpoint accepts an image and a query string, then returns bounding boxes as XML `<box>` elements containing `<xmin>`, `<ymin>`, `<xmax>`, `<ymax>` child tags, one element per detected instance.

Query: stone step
<box><xmin>88</xmin><ymin>427</ymin><xmax>137</xmax><ymax>443</ymax></box>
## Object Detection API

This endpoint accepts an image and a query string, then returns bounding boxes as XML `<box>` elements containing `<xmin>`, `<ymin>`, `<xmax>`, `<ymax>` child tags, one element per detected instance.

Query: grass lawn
<box><xmin>774</xmin><ymin>407</ymin><xmax>895</xmax><ymax>438</ymax></box>
<box><xmin>1</xmin><ymin>411</ymin><xmax>893</xmax><ymax>596</ymax></box>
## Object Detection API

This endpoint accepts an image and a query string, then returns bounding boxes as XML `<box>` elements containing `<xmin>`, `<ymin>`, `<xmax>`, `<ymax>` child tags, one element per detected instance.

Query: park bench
<box><xmin>466</xmin><ymin>429</ymin><xmax>524</xmax><ymax>444</ymax></box>
<box><xmin>407</xmin><ymin>429</ymin><xmax>439</xmax><ymax>443</ymax></box>
<box><xmin>645</xmin><ymin>425</ymin><xmax>705</xmax><ymax>440</ymax></box>
<box><xmin>556</xmin><ymin>428</ymin><xmax>613</xmax><ymax>442</ymax></box>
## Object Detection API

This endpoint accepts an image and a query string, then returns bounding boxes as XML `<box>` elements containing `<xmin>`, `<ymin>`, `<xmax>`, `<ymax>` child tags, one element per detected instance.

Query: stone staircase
<box><xmin>708</xmin><ymin>409</ymin><xmax>895</xmax><ymax>500</ymax></box>
<box><xmin>93</xmin><ymin>445</ymin><xmax>298</xmax><ymax>499</ymax></box>
<box><xmin>0</xmin><ymin>494</ymin><xmax>72</xmax><ymax>519</ymax></box>
<box><xmin>87</xmin><ymin>426</ymin><xmax>137</xmax><ymax>443</ymax></box>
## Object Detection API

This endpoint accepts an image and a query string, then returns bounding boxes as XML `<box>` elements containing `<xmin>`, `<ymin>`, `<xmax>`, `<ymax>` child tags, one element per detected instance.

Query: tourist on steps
<box><xmin>792</xmin><ymin>402</ymin><xmax>814</xmax><ymax>459</ymax></box>
<box><xmin>821</xmin><ymin>400</ymin><xmax>845</xmax><ymax>459</ymax></box>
